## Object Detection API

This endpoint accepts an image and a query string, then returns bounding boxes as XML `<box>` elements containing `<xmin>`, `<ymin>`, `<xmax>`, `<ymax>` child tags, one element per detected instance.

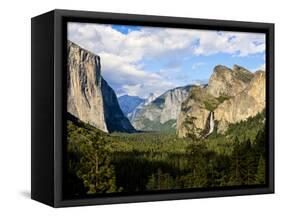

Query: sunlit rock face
<box><xmin>177</xmin><ymin>65</ymin><xmax>265</xmax><ymax>138</ymax></box>
<box><xmin>207</xmin><ymin>65</ymin><xmax>254</xmax><ymax>98</ymax></box>
<box><xmin>176</xmin><ymin>85</ymin><xmax>215</xmax><ymax>138</ymax></box>
<box><xmin>214</xmin><ymin>70</ymin><xmax>265</xmax><ymax>133</ymax></box>
<box><xmin>67</xmin><ymin>40</ymin><xmax>135</xmax><ymax>133</ymax></box>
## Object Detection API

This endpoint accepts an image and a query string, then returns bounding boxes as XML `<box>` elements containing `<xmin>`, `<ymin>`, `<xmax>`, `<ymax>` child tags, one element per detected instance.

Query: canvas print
<box><xmin>65</xmin><ymin>22</ymin><xmax>266</xmax><ymax>198</ymax></box>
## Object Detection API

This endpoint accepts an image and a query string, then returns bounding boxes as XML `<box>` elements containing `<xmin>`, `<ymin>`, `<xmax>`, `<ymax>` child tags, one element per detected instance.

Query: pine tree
<box><xmin>229</xmin><ymin>137</ymin><xmax>243</xmax><ymax>185</ymax></box>
<box><xmin>254</xmin><ymin>128</ymin><xmax>266</xmax><ymax>157</ymax></box>
<box><xmin>79</xmin><ymin>132</ymin><xmax>118</xmax><ymax>194</ymax></box>
<box><xmin>186</xmin><ymin>143</ymin><xmax>208</xmax><ymax>188</ymax></box>
<box><xmin>240</xmin><ymin>139</ymin><xmax>257</xmax><ymax>185</ymax></box>
<box><xmin>255</xmin><ymin>156</ymin><xmax>266</xmax><ymax>184</ymax></box>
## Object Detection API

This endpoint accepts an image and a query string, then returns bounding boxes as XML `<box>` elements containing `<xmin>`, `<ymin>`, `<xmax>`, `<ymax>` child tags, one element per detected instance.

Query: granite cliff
<box><xmin>130</xmin><ymin>86</ymin><xmax>193</xmax><ymax>132</ymax></box>
<box><xmin>67</xmin><ymin>41</ymin><xmax>135</xmax><ymax>133</ymax></box>
<box><xmin>214</xmin><ymin>70</ymin><xmax>265</xmax><ymax>133</ymax></box>
<box><xmin>177</xmin><ymin>65</ymin><xmax>265</xmax><ymax>138</ymax></box>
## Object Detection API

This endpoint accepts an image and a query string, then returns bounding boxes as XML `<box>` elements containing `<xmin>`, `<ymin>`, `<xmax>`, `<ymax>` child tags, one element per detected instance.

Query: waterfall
<box><xmin>206</xmin><ymin>112</ymin><xmax>214</xmax><ymax>137</ymax></box>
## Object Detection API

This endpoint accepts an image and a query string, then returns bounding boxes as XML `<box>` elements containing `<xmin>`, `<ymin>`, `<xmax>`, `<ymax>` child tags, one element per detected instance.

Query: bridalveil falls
<box><xmin>206</xmin><ymin>111</ymin><xmax>215</xmax><ymax>137</ymax></box>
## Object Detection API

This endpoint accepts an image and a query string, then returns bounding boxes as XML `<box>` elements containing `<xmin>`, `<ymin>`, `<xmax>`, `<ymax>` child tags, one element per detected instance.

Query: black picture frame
<box><xmin>31</xmin><ymin>9</ymin><xmax>274</xmax><ymax>207</ymax></box>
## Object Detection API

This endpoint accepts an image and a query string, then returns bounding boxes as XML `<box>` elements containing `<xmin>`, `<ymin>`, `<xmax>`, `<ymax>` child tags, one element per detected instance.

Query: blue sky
<box><xmin>111</xmin><ymin>24</ymin><xmax>141</xmax><ymax>34</ymax></box>
<box><xmin>68</xmin><ymin>22</ymin><xmax>265</xmax><ymax>98</ymax></box>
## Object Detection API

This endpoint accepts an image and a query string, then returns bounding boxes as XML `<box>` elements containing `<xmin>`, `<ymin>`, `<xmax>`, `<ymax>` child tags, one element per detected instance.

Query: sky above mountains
<box><xmin>68</xmin><ymin>22</ymin><xmax>265</xmax><ymax>98</ymax></box>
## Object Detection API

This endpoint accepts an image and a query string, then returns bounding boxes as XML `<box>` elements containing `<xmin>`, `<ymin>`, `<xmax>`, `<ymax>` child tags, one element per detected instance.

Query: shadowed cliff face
<box><xmin>67</xmin><ymin>40</ymin><xmax>135</xmax><ymax>133</ymax></box>
<box><xmin>118</xmin><ymin>95</ymin><xmax>145</xmax><ymax>117</ymax></box>
<box><xmin>177</xmin><ymin>65</ymin><xmax>265</xmax><ymax>138</ymax></box>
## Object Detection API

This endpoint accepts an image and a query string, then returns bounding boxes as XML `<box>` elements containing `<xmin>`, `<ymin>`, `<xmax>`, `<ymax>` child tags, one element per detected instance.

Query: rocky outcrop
<box><xmin>160</xmin><ymin>87</ymin><xmax>193</xmax><ymax>124</ymax></box>
<box><xmin>214</xmin><ymin>70</ymin><xmax>265</xmax><ymax>133</ymax></box>
<box><xmin>67</xmin><ymin>40</ymin><xmax>135</xmax><ymax>133</ymax></box>
<box><xmin>130</xmin><ymin>86</ymin><xmax>193</xmax><ymax>131</ymax></box>
<box><xmin>177</xmin><ymin>86</ymin><xmax>217</xmax><ymax>138</ymax></box>
<box><xmin>177</xmin><ymin>65</ymin><xmax>265</xmax><ymax>138</ymax></box>
<box><xmin>207</xmin><ymin>65</ymin><xmax>253</xmax><ymax>97</ymax></box>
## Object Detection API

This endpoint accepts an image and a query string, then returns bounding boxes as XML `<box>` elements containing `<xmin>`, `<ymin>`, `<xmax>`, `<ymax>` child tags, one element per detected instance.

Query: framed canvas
<box><xmin>31</xmin><ymin>9</ymin><xmax>274</xmax><ymax>207</ymax></box>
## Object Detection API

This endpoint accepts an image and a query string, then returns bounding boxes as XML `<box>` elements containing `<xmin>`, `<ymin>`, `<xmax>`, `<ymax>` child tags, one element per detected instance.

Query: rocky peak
<box><xmin>207</xmin><ymin>64</ymin><xmax>254</xmax><ymax>98</ymax></box>
<box><xmin>232</xmin><ymin>64</ymin><xmax>254</xmax><ymax>83</ymax></box>
<box><xmin>144</xmin><ymin>93</ymin><xmax>157</xmax><ymax>105</ymax></box>
<box><xmin>233</xmin><ymin>64</ymin><xmax>251</xmax><ymax>74</ymax></box>
<box><xmin>177</xmin><ymin>65</ymin><xmax>264</xmax><ymax>138</ymax></box>
<box><xmin>214</xmin><ymin>65</ymin><xmax>231</xmax><ymax>74</ymax></box>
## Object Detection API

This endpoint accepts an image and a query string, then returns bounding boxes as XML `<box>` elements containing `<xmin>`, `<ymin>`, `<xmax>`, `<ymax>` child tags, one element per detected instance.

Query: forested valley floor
<box><xmin>65</xmin><ymin>111</ymin><xmax>266</xmax><ymax>198</ymax></box>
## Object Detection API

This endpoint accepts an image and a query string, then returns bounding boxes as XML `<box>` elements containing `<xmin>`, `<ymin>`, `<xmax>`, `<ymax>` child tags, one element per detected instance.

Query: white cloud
<box><xmin>68</xmin><ymin>22</ymin><xmax>266</xmax><ymax>97</ymax></box>
<box><xmin>192</xmin><ymin>62</ymin><xmax>206</xmax><ymax>70</ymax></box>
<box><xmin>122</xmin><ymin>84</ymin><xmax>143</xmax><ymax>96</ymax></box>
<box><xmin>122</xmin><ymin>80</ymin><xmax>175</xmax><ymax>98</ymax></box>
<box><xmin>193</xmin><ymin>31</ymin><xmax>265</xmax><ymax>56</ymax></box>
<box><xmin>68</xmin><ymin>23</ymin><xmax>196</xmax><ymax>62</ymax></box>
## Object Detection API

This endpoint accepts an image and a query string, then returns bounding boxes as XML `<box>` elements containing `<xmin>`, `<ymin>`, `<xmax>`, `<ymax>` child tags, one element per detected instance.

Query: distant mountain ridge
<box><xmin>126</xmin><ymin>93</ymin><xmax>157</xmax><ymax>121</ymax></box>
<box><xmin>118</xmin><ymin>95</ymin><xmax>144</xmax><ymax>116</ymax></box>
<box><xmin>129</xmin><ymin>85</ymin><xmax>194</xmax><ymax>132</ymax></box>
<box><xmin>67</xmin><ymin>40</ymin><xmax>136</xmax><ymax>133</ymax></box>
